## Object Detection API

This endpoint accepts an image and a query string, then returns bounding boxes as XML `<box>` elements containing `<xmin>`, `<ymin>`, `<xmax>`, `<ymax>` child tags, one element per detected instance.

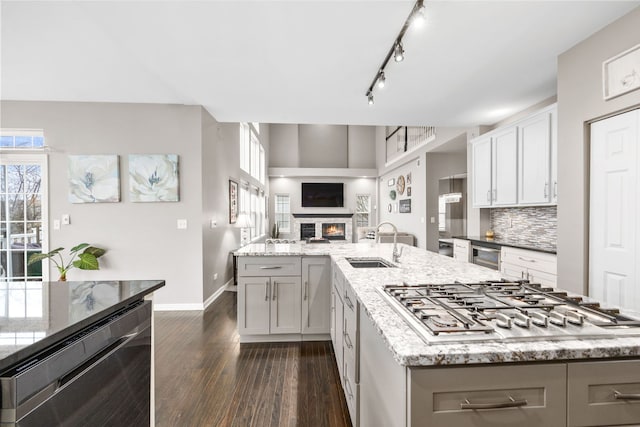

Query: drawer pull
<box><xmin>613</xmin><ymin>390</ymin><xmax>640</xmax><ymax>400</ymax></box>
<box><xmin>344</xmin><ymin>376</ymin><xmax>354</xmax><ymax>400</ymax></box>
<box><xmin>304</xmin><ymin>281</ymin><xmax>308</xmax><ymax>300</ymax></box>
<box><xmin>260</xmin><ymin>266</ymin><xmax>283</xmax><ymax>270</ymax></box>
<box><xmin>460</xmin><ymin>396</ymin><xmax>528</xmax><ymax>410</ymax></box>
<box><xmin>272</xmin><ymin>282</ymin><xmax>277</xmax><ymax>300</ymax></box>
<box><xmin>344</xmin><ymin>295</ymin><xmax>354</xmax><ymax>310</ymax></box>
<box><xmin>344</xmin><ymin>331</ymin><xmax>353</xmax><ymax>349</ymax></box>
<box><xmin>265</xmin><ymin>280</ymin><xmax>269</xmax><ymax>301</ymax></box>
<box><xmin>518</xmin><ymin>256</ymin><xmax>536</xmax><ymax>263</ymax></box>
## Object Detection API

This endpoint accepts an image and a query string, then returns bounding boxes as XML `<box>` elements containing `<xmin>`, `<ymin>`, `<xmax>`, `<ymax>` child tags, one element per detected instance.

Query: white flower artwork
<box><xmin>68</xmin><ymin>155</ymin><xmax>120</xmax><ymax>203</ymax></box>
<box><xmin>129</xmin><ymin>154</ymin><xmax>179</xmax><ymax>202</ymax></box>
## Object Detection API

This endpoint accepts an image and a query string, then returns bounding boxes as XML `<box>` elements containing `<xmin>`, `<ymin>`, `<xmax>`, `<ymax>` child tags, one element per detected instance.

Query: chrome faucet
<box><xmin>375</xmin><ymin>221</ymin><xmax>403</xmax><ymax>263</ymax></box>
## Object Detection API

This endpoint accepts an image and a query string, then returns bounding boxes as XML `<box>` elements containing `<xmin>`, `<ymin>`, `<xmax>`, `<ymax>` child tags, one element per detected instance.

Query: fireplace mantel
<box><xmin>292</xmin><ymin>213</ymin><xmax>354</xmax><ymax>218</ymax></box>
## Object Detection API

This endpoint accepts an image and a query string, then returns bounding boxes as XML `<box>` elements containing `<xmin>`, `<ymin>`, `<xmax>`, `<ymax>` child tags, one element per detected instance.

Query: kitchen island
<box><xmin>236</xmin><ymin>242</ymin><xmax>640</xmax><ymax>427</ymax></box>
<box><xmin>0</xmin><ymin>280</ymin><xmax>164</xmax><ymax>426</ymax></box>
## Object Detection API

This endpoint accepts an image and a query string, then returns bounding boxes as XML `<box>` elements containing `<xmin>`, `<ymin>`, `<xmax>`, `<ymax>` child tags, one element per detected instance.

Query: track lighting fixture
<box><xmin>364</xmin><ymin>0</ymin><xmax>425</xmax><ymax>104</ymax></box>
<box><xmin>377</xmin><ymin>71</ymin><xmax>386</xmax><ymax>89</ymax></box>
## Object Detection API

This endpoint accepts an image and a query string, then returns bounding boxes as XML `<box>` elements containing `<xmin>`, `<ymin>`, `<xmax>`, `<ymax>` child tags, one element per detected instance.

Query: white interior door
<box><xmin>589</xmin><ymin>109</ymin><xmax>639</xmax><ymax>311</ymax></box>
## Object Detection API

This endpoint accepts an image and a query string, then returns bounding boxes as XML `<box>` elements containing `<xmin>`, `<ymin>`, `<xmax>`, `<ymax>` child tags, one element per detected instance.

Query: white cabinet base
<box><xmin>239</xmin><ymin>333</ymin><xmax>330</xmax><ymax>343</ymax></box>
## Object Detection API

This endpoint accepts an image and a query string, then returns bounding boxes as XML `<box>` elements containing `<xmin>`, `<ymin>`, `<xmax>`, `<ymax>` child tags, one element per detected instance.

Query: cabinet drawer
<box><xmin>237</xmin><ymin>256</ymin><xmax>301</xmax><ymax>277</ymax></box>
<box><xmin>501</xmin><ymin>247</ymin><xmax>557</xmax><ymax>275</ymax></box>
<box><xmin>409</xmin><ymin>364</ymin><xmax>566</xmax><ymax>427</ymax></box>
<box><xmin>568</xmin><ymin>360</ymin><xmax>640</xmax><ymax>427</ymax></box>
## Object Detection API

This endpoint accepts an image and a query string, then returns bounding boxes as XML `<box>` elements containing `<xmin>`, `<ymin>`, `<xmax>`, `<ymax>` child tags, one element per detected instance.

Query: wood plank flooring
<box><xmin>154</xmin><ymin>291</ymin><xmax>351</xmax><ymax>427</ymax></box>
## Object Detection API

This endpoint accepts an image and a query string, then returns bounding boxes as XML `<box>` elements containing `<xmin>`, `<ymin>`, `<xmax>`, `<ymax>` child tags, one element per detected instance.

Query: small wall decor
<box><xmin>389</xmin><ymin>190</ymin><xmax>397</xmax><ymax>200</ymax></box>
<box><xmin>399</xmin><ymin>199</ymin><xmax>411</xmax><ymax>213</ymax></box>
<box><xmin>396</xmin><ymin>175</ymin><xmax>405</xmax><ymax>195</ymax></box>
<box><xmin>229</xmin><ymin>179</ymin><xmax>238</xmax><ymax>224</ymax></box>
<box><xmin>387</xmin><ymin>203</ymin><xmax>392</xmax><ymax>212</ymax></box>
<box><xmin>407</xmin><ymin>172</ymin><xmax>412</xmax><ymax>185</ymax></box>
<box><xmin>129</xmin><ymin>154</ymin><xmax>179</xmax><ymax>202</ymax></box>
<box><xmin>407</xmin><ymin>187</ymin><xmax>412</xmax><ymax>197</ymax></box>
<box><xmin>394</xmin><ymin>203</ymin><xmax>398</xmax><ymax>213</ymax></box>
<box><xmin>603</xmin><ymin>43</ymin><xmax>640</xmax><ymax>100</ymax></box>
<box><xmin>387</xmin><ymin>178</ymin><xmax>395</xmax><ymax>187</ymax></box>
<box><xmin>68</xmin><ymin>155</ymin><xmax>120</xmax><ymax>203</ymax></box>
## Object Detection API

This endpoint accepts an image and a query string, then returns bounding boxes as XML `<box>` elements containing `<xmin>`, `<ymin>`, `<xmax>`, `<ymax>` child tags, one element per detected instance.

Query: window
<box><xmin>355</xmin><ymin>194</ymin><xmax>371</xmax><ymax>227</ymax></box>
<box><xmin>240</xmin><ymin>123</ymin><xmax>265</xmax><ymax>183</ymax></box>
<box><xmin>274</xmin><ymin>194</ymin><xmax>290</xmax><ymax>233</ymax></box>
<box><xmin>239</xmin><ymin>183</ymin><xmax>265</xmax><ymax>243</ymax></box>
<box><xmin>0</xmin><ymin>129</ymin><xmax>45</xmax><ymax>149</ymax></box>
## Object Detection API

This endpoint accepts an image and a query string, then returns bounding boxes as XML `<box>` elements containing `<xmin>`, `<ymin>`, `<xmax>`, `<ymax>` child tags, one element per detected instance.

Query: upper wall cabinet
<box><xmin>471</xmin><ymin>104</ymin><xmax>557</xmax><ymax>208</ymax></box>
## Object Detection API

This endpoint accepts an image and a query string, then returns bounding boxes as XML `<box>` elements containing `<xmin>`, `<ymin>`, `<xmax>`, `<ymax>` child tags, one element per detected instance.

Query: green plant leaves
<box><xmin>84</xmin><ymin>246</ymin><xmax>106</xmax><ymax>258</ymax></box>
<box><xmin>70</xmin><ymin>243</ymin><xmax>90</xmax><ymax>253</ymax></box>
<box><xmin>73</xmin><ymin>253</ymin><xmax>100</xmax><ymax>270</ymax></box>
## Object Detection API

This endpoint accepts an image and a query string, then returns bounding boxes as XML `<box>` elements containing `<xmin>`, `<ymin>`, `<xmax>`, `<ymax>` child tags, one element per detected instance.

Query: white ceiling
<box><xmin>1</xmin><ymin>1</ymin><xmax>638</xmax><ymax>127</ymax></box>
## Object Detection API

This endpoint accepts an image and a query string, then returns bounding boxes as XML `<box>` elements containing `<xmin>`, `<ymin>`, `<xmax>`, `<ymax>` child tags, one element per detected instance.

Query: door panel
<box><xmin>589</xmin><ymin>109</ymin><xmax>639</xmax><ymax>310</ymax></box>
<box><xmin>302</xmin><ymin>258</ymin><xmax>331</xmax><ymax>334</ymax></box>
<box><xmin>270</xmin><ymin>276</ymin><xmax>301</xmax><ymax>334</ymax></box>
<box><xmin>492</xmin><ymin>127</ymin><xmax>518</xmax><ymax>205</ymax></box>
<box><xmin>472</xmin><ymin>137</ymin><xmax>492</xmax><ymax>207</ymax></box>
<box><xmin>238</xmin><ymin>277</ymin><xmax>270</xmax><ymax>335</ymax></box>
<box><xmin>518</xmin><ymin>111</ymin><xmax>551</xmax><ymax>204</ymax></box>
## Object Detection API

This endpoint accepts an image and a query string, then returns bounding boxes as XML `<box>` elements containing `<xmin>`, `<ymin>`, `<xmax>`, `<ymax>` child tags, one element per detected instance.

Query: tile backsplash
<box><xmin>490</xmin><ymin>206</ymin><xmax>557</xmax><ymax>246</ymax></box>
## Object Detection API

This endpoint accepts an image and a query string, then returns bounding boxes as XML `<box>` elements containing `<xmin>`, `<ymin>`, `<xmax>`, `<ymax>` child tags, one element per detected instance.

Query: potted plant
<box><xmin>27</xmin><ymin>243</ymin><xmax>107</xmax><ymax>281</ymax></box>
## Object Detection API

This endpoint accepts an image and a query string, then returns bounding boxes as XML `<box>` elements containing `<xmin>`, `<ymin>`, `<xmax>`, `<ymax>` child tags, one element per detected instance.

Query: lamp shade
<box><xmin>235</xmin><ymin>212</ymin><xmax>253</xmax><ymax>228</ymax></box>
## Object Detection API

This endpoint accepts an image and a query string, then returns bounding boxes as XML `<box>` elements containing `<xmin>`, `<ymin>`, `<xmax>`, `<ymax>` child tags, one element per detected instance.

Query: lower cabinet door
<box><xmin>302</xmin><ymin>257</ymin><xmax>331</xmax><ymax>334</ymax></box>
<box><xmin>568</xmin><ymin>360</ymin><xmax>640</xmax><ymax>427</ymax></box>
<box><xmin>270</xmin><ymin>276</ymin><xmax>302</xmax><ymax>334</ymax></box>
<box><xmin>238</xmin><ymin>277</ymin><xmax>271</xmax><ymax>335</ymax></box>
<box><xmin>409</xmin><ymin>364</ymin><xmax>566</xmax><ymax>427</ymax></box>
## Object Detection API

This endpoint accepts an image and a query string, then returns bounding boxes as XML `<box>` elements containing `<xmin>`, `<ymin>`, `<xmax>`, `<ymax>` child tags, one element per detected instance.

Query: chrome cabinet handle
<box><xmin>493</xmin><ymin>189</ymin><xmax>497</xmax><ymax>201</ymax></box>
<box><xmin>614</xmin><ymin>390</ymin><xmax>640</xmax><ymax>400</ymax></box>
<box><xmin>272</xmin><ymin>282</ymin><xmax>277</xmax><ymax>300</ymax></box>
<box><xmin>518</xmin><ymin>256</ymin><xmax>536</xmax><ymax>263</ymax></box>
<box><xmin>553</xmin><ymin>181</ymin><xmax>557</xmax><ymax>198</ymax></box>
<box><xmin>260</xmin><ymin>266</ymin><xmax>282</xmax><ymax>270</ymax></box>
<box><xmin>544</xmin><ymin>182</ymin><xmax>549</xmax><ymax>198</ymax></box>
<box><xmin>344</xmin><ymin>376</ymin><xmax>354</xmax><ymax>399</ymax></box>
<box><xmin>521</xmin><ymin>271</ymin><xmax>524</xmax><ymax>279</ymax></box>
<box><xmin>487</xmin><ymin>190</ymin><xmax>491</xmax><ymax>202</ymax></box>
<box><xmin>344</xmin><ymin>331</ymin><xmax>353</xmax><ymax>349</ymax></box>
<box><xmin>344</xmin><ymin>294</ymin><xmax>354</xmax><ymax>310</ymax></box>
<box><xmin>304</xmin><ymin>281</ymin><xmax>308</xmax><ymax>301</ymax></box>
<box><xmin>461</xmin><ymin>396</ymin><xmax>528</xmax><ymax>410</ymax></box>
<box><xmin>265</xmin><ymin>280</ymin><xmax>269</xmax><ymax>301</ymax></box>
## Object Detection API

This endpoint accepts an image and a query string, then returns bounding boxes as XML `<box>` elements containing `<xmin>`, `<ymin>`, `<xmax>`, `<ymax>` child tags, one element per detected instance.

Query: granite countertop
<box><xmin>0</xmin><ymin>280</ymin><xmax>164</xmax><ymax>372</ymax></box>
<box><xmin>455</xmin><ymin>235</ymin><xmax>557</xmax><ymax>254</ymax></box>
<box><xmin>235</xmin><ymin>242</ymin><xmax>640</xmax><ymax>366</ymax></box>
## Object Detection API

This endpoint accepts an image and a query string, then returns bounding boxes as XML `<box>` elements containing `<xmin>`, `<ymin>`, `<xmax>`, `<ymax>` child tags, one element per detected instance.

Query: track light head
<box><xmin>394</xmin><ymin>42</ymin><xmax>405</xmax><ymax>62</ymax></box>
<box><xmin>367</xmin><ymin>93</ymin><xmax>374</xmax><ymax>105</ymax></box>
<box><xmin>377</xmin><ymin>71</ymin><xmax>386</xmax><ymax>89</ymax></box>
<box><xmin>413</xmin><ymin>4</ymin><xmax>426</xmax><ymax>27</ymax></box>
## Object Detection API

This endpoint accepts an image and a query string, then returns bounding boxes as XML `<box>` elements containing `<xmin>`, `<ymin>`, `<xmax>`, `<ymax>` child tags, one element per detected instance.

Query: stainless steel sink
<box><xmin>345</xmin><ymin>257</ymin><xmax>396</xmax><ymax>268</ymax></box>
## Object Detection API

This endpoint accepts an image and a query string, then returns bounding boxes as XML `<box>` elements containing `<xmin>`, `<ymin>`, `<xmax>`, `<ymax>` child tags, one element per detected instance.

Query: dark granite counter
<box><xmin>0</xmin><ymin>280</ymin><xmax>164</xmax><ymax>372</ymax></box>
<box><xmin>455</xmin><ymin>236</ymin><xmax>557</xmax><ymax>254</ymax></box>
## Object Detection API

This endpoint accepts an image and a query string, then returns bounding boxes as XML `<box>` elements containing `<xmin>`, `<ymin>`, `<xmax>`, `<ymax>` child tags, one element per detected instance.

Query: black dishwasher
<box><xmin>0</xmin><ymin>300</ymin><xmax>151</xmax><ymax>427</ymax></box>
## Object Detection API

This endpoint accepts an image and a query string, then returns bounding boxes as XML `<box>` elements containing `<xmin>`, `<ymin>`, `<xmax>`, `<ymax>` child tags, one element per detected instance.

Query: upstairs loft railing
<box><xmin>385</xmin><ymin>126</ymin><xmax>436</xmax><ymax>165</ymax></box>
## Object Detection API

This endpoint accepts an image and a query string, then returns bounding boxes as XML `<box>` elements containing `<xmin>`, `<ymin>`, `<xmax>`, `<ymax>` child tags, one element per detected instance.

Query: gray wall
<box><xmin>1</xmin><ymin>100</ymin><xmax>246</xmax><ymax>307</ymax></box>
<box><xmin>426</xmin><ymin>152</ymin><xmax>467</xmax><ymax>252</ymax></box>
<box><xmin>269</xmin><ymin>124</ymin><xmax>376</xmax><ymax>169</ymax></box>
<box><xmin>557</xmin><ymin>6</ymin><xmax>640</xmax><ymax>295</ymax></box>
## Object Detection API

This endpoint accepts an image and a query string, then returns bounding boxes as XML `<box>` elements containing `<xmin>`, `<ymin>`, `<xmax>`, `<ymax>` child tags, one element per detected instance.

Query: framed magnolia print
<box><xmin>229</xmin><ymin>179</ymin><xmax>238</xmax><ymax>224</ymax></box>
<box><xmin>603</xmin><ymin>43</ymin><xmax>640</xmax><ymax>100</ymax></box>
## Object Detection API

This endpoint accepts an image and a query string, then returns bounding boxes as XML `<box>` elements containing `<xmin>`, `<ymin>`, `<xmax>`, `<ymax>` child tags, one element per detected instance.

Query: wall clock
<box><xmin>396</xmin><ymin>175</ymin><xmax>405</xmax><ymax>195</ymax></box>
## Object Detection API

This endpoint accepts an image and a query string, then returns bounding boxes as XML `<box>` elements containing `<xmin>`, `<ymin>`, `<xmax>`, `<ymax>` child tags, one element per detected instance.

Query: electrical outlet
<box><xmin>62</xmin><ymin>214</ymin><xmax>70</xmax><ymax>225</ymax></box>
<box><xmin>177</xmin><ymin>219</ymin><xmax>187</xmax><ymax>229</ymax></box>
<box><xmin>210</xmin><ymin>219</ymin><xmax>217</xmax><ymax>228</ymax></box>
<box><xmin>213</xmin><ymin>273</ymin><xmax>218</xmax><ymax>280</ymax></box>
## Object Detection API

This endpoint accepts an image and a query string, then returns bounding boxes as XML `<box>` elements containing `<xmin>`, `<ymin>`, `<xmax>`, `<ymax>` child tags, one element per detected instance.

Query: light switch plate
<box><xmin>62</xmin><ymin>214</ymin><xmax>70</xmax><ymax>225</ymax></box>
<box><xmin>177</xmin><ymin>219</ymin><xmax>188</xmax><ymax>229</ymax></box>
<box><xmin>210</xmin><ymin>219</ymin><xmax>217</xmax><ymax>228</ymax></box>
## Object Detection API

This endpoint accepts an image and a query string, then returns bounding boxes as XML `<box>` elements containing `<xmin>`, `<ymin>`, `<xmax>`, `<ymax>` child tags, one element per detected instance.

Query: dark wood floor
<box><xmin>154</xmin><ymin>291</ymin><xmax>351</xmax><ymax>427</ymax></box>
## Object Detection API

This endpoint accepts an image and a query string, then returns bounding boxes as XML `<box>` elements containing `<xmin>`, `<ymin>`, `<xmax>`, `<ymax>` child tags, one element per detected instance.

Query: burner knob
<box><xmin>549</xmin><ymin>311</ymin><xmax>567</xmax><ymax>327</ymax></box>
<box><xmin>514</xmin><ymin>312</ymin><xmax>531</xmax><ymax>328</ymax></box>
<box><xmin>496</xmin><ymin>313</ymin><xmax>512</xmax><ymax>329</ymax></box>
<box><xmin>566</xmin><ymin>310</ymin><xmax>585</xmax><ymax>326</ymax></box>
<box><xmin>531</xmin><ymin>312</ymin><xmax>549</xmax><ymax>328</ymax></box>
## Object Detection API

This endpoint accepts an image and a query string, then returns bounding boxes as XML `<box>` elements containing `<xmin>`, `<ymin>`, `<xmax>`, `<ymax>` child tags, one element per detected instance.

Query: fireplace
<box><xmin>322</xmin><ymin>223</ymin><xmax>346</xmax><ymax>240</ymax></box>
<box><xmin>300</xmin><ymin>223</ymin><xmax>316</xmax><ymax>240</ymax></box>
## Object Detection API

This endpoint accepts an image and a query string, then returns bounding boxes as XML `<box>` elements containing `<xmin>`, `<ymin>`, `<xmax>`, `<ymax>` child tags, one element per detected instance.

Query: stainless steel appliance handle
<box><xmin>614</xmin><ymin>390</ymin><xmax>640</xmax><ymax>400</ymax></box>
<box><xmin>472</xmin><ymin>246</ymin><xmax>501</xmax><ymax>253</ymax></box>
<box><xmin>461</xmin><ymin>396</ymin><xmax>528</xmax><ymax>410</ymax></box>
<box><xmin>260</xmin><ymin>266</ymin><xmax>282</xmax><ymax>270</ymax></box>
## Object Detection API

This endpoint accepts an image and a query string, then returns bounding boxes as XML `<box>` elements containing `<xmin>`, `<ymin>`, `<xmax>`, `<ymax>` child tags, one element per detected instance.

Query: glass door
<box><xmin>1</xmin><ymin>154</ymin><xmax>48</xmax><ymax>281</ymax></box>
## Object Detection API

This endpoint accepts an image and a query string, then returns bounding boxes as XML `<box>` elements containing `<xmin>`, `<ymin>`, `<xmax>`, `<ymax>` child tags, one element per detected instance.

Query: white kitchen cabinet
<box><xmin>453</xmin><ymin>238</ymin><xmax>471</xmax><ymax>262</ymax></box>
<box><xmin>238</xmin><ymin>276</ymin><xmax>301</xmax><ymax>336</ymax></box>
<box><xmin>500</xmin><ymin>246</ymin><xmax>557</xmax><ymax>287</ymax></box>
<box><xmin>332</xmin><ymin>265</ymin><xmax>345</xmax><ymax>381</ymax></box>
<box><xmin>518</xmin><ymin>108</ymin><xmax>553</xmax><ymax>204</ymax></box>
<box><xmin>492</xmin><ymin>126</ymin><xmax>518</xmax><ymax>205</ymax></box>
<box><xmin>471</xmin><ymin>135</ymin><xmax>493</xmax><ymax>208</ymax></box>
<box><xmin>470</xmin><ymin>103</ymin><xmax>557</xmax><ymax>208</ymax></box>
<box><xmin>236</xmin><ymin>256</ymin><xmax>302</xmax><ymax>341</ymax></box>
<box><xmin>302</xmin><ymin>257</ymin><xmax>331</xmax><ymax>335</ymax></box>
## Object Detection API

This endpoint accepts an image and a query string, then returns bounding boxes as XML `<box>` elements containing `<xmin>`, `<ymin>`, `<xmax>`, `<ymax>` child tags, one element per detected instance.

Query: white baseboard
<box><xmin>154</xmin><ymin>279</ymin><xmax>233</xmax><ymax>311</ymax></box>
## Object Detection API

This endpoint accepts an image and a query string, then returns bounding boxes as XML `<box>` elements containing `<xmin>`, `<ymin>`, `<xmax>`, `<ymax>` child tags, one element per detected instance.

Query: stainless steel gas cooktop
<box><xmin>378</xmin><ymin>280</ymin><xmax>640</xmax><ymax>344</ymax></box>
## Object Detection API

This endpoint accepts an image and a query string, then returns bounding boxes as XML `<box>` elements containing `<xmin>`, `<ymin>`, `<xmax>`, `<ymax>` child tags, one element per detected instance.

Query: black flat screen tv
<box><xmin>301</xmin><ymin>183</ymin><xmax>344</xmax><ymax>207</ymax></box>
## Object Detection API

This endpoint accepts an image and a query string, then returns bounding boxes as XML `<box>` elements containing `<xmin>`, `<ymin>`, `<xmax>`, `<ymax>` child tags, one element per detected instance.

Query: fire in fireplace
<box><xmin>322</xmin><ymin>223</ymin><xmax>346</xmax><ymax>240</ymax></box>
